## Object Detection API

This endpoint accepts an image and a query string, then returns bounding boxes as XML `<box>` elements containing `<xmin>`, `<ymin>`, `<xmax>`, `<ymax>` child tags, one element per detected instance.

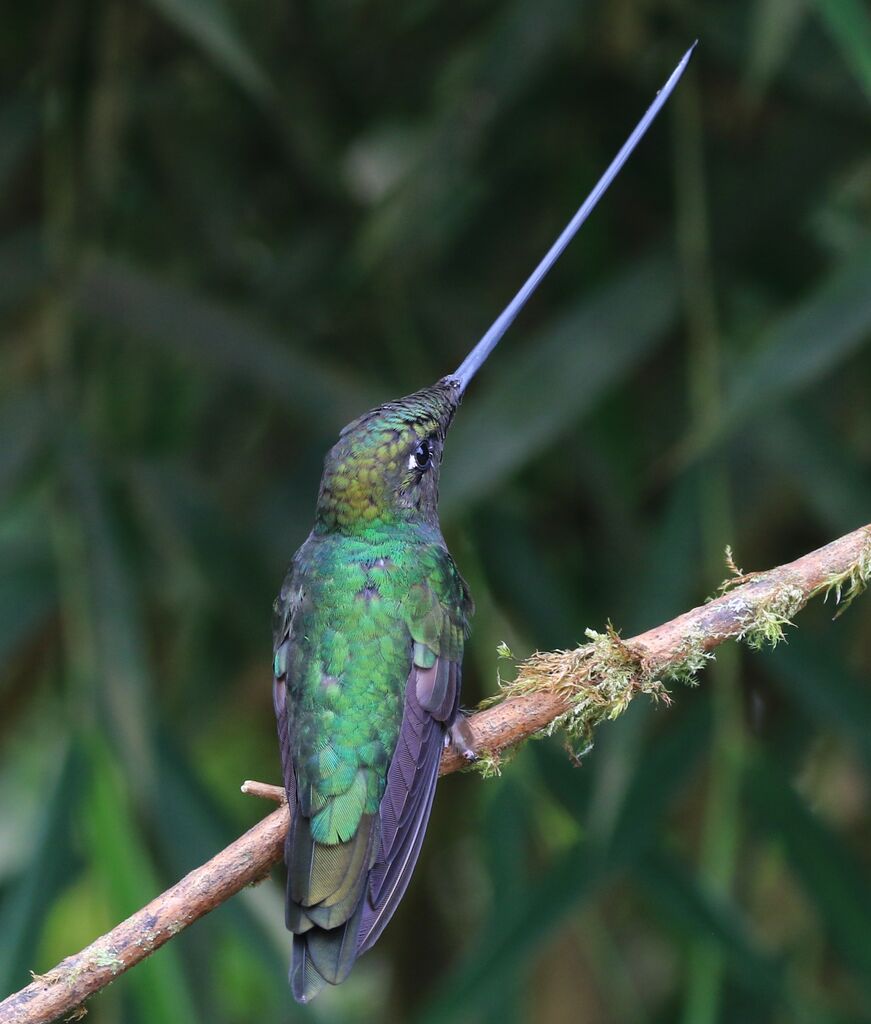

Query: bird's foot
<box><xmin>447</xmin><ymin>715</ymin><xmax>477</xmax><ymax>762</ymax></box>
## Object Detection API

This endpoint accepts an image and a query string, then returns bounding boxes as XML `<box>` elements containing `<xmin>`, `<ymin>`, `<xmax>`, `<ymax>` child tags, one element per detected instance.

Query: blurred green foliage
<box><xmin>1</xmin><ymin>1</ymin><xmax>870</xmax><ymax>1022</ymax></box>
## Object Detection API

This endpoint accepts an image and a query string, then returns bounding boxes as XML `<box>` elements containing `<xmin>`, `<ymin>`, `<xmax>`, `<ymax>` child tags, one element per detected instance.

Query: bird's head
<box><xmin>314</xmin><ymin>378</ymin><xmax>461</xmax><ymax>534</ymax></box>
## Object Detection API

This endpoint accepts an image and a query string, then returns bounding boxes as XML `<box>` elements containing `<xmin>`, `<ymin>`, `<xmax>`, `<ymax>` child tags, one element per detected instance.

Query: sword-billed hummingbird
<box><xmin>273</xmin><ymin>43</ymin><xmax>696</xmax><ymax>1002</ymax></box>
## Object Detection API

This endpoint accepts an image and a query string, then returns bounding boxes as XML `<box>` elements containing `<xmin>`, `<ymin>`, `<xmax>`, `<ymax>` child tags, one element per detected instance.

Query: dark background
<box><xmin>1</xmin><ymin>1</ymin><xmax>870</xmax><ymax>1022</ymax></box>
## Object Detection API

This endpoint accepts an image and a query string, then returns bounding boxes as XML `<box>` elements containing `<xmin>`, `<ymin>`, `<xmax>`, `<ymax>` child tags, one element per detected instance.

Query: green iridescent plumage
<box><xmin>273</xmin><ymin>380</ymin><xmax>473</xmax><ymax>1001</ymax></box>
<box><xmin>278</xmin><ymin>537</ymin><xmax>465</xmax><ymax>846</ymax></box>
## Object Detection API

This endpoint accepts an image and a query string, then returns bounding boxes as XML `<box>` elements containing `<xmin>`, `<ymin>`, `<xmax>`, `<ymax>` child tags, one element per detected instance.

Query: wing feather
<box><xmin>356</xmin><ymin>655</ymin><xmax>457</xmax><ymax>954</ymax></box>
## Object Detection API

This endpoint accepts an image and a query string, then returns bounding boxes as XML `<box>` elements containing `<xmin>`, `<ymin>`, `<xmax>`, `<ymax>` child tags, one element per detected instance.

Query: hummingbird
<box><xmin>273</xmin><ymin>43</ymin><xmax>696</xmax><ymax>1003</ymax></box>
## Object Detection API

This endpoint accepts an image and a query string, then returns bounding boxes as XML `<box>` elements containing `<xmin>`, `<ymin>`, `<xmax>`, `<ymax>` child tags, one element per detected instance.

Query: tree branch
<box><xmin>2</xmin><ymin>524</ymin><xmax>869</xmax><ymax>1024</ymax></box>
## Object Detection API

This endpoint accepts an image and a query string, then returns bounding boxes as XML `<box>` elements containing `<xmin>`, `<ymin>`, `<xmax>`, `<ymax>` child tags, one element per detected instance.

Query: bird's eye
<box><xmin>411</xmin><ymin>439</ymin><xmax>433</xmax><ymax>471</ymax></box>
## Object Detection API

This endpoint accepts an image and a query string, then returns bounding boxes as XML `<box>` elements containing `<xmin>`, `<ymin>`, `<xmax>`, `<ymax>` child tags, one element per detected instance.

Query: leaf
<box><xmin>152</xmin><ymin>734</ymin><xmax>288</xmax><ymax>977</ymax></box>
<box><xmin>746</xmin><ymin>0</ymin><xmax>812</xmax><ymax>96</ymax></box>
<box><xmin>479</xmin><ymin>778</ymin><xmax>531</xmax><ymax>1024</ymax></box>
<box><xmin>84</xmin><ymin>735</ymin><xmax>200</xmax><ymax>1023</ymax></box>
<box><xmin>709</xmin><ymin>243</ymin><xmax>871</xmax><ymax>449</ymax></box>
<box><xmin>354</xmin><ymin>0</ymin><xmax>585</xmax><ymax>272</ymax></box>
<box><xmin>0</xmin><ymin>392</ymin><xmax>47</xmax><ymax>503</ymax></box>
<box><xmin>813</xmin><ymin>0</ymin><xmax>871</xmax><ymax>99</ymax></box>
<box><xmin>0</xmin><ymin>745</ymin><xmax>83</xmax><ymax>995</ymax></box>
<box><xmin>75</xmin><ymin>259</ymin><xmax>379</xmax><ymax>430</ymax></box>
<box><xmin>145</xmin><ymin>0</ymin><xmax>271</xmax><ymax>101</ymax></box>
<box><xmin>636</xmin><ymin>849</ymin><xmax>787</xmax><ymax>1007</ymax></box>
<box><xmin>0</xmin><ymin>96</ymin><xmax>38</xmax><ymax>196</ymax></box>
<box><xmin>606</xmin><ymin>698</ymin><xmax>712</xmax><ymax>862</ymax></box>
<box><xmin>625</xmin><ymin>473</ymin><xmax>704</xmax><ymax>630</ymax></box>
<box><xmin>0</xmin><ymin>489</ymin><xmax>55</xmax><ymax>680</ymax></box>
<box><xmin>763</xmin><ymin>634</ymin><xmax>871</xmax><ymax>771</ymax></box>
<box><xmin>61</xmin><ymin>438</ymin><xmax>156</xmax><ymax>787</ymax></box>
<box><xmin>745</xmin><ymin>754</ymin><xmax>871</xmax><ymax>993</ymax></box>
<box><xmin>748</xmin><ymin>412</ymin><xmax>871</xmax><ymax>534</ymax></box>
<box><xmin>415</xmin><ymin>837</ymin><xmax>601</xmax><ymax>1024</ymax></box>
<box><xmin>0</xmin><ymin>229</ymin><xmax>48</xmax><ymax>318</ymax></box>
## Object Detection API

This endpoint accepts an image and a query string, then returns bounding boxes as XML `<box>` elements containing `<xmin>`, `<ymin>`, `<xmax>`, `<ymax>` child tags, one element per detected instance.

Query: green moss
<box><xmin>471</xmin><ymin>749</ymin><xmax>505</xmax><ymax>779</ymax></box>
<box><xmin>489</xmin><ymin>623</ymin><xmax>673</xmax><ymax>759</ymax></box>
<box><xmin>737</xmin><ymin>582</ymin><xmax>805</xmax><ymax>650</ymax></box>
<box><xmin>814</xmin><ymin>530</ymin><xmax>871</xmax><ymax>617</ymax></box>
<box><xmin>663</xmin><ymin>627</ymin><xmax>715</xmax><ymax>686</ymax></box>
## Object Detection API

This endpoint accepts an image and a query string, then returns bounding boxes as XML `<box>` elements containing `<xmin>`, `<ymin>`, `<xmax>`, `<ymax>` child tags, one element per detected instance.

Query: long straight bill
<box><xmin>451</xmin><ymin>41</ymin><xmax>698</xmax><ymax>393</ymax></box>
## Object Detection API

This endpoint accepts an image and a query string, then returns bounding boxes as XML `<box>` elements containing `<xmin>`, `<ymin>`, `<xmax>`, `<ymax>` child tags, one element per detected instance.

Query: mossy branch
<box><xmin>441</xmin><ymin>522</ymin><xmax>871</xmax><ymax>775</ymax></box>
<box><xmin>2</xmin><ymin>523</ymin><xmax>869</xmax><ymax>1024</ymax></box>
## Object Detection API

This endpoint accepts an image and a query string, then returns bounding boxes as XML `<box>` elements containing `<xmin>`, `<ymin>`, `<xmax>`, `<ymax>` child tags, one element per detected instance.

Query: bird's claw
<box><xmin>447</xmin><ymin>715</ymin><xmax>478</xmax><ymax>762</ymax></box>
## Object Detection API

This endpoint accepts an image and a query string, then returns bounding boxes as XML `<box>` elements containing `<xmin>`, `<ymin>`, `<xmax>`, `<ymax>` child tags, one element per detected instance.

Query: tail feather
<box><xmin>304</xmin><ymin>875</ymin><xmax>365</xmax><ymax>930</ymax></box>
<box><xmin>286</xmin><ymin>812</ymin><xmax>377</xmax><ymax>1000</ymax></box>
<box><xmin>290</xmin><ymin>934</ymin><xmax>327</xmax><ymax>1004</ymax></box>
<box><xmin>289</xmin><ymin>813</ymin><xmax>373</xmax><ymax>906</ymax></box>
<box><xmin>303</xmin><ymin>839</ymin><xmax>371</xmax><ymax>931</ymax></box>
<box><xmin>320</xmin><ymin>817</ymin><xmax>375</xmax><ymax>909</ymax></box>
<box><xmin>290</xmin><ymin>894</ymin><xmax>366</xmax><ymax>1000</ymax></box>
<box><xmin>285</xmin><ymin>901</ymin><xmax>314</xmax><ymax>933</ymax></box>
<box><xmin>305</xmin><ymin>894</ymin><xmax>366</xmax><ymax>983</ymax></box>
